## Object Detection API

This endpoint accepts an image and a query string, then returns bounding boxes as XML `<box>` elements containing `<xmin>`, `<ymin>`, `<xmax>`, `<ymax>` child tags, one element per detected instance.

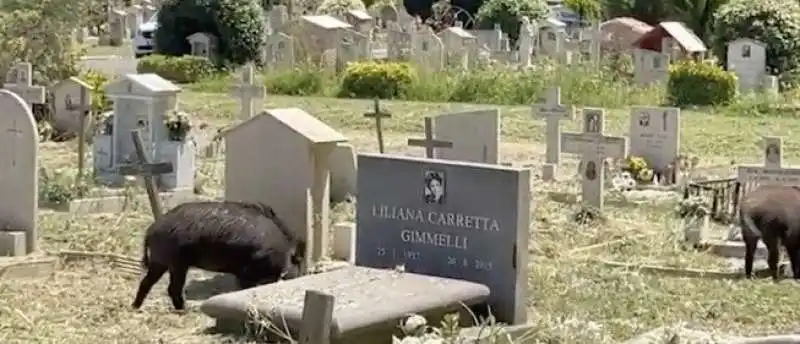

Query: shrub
<box><xmin>668</xmin><ymin>60</ymin><xmax>737</xmax><ymax>107</ymax></box>
<box><xmin>475</xmin><ymin>0</ymin><xmax>550</xmax><ymax>42</ymax></box>
<box><xmin>316</xmin><ymin>0</ymin><xmax>365</xmax><ymax>17</ymax></box>
<box><xmin>712</xmin><ymin>0</ymin><xmax>800</xmax><ymax>76</ymax></box>
<box><xmin>137</xmin><ymin>55</ymin><xmax>215</xmax><ymax>83</ymax></box>
<box><xmin>155</xmin><ymin>0</ymin><xmax>265</xmax><ymax>66</ymax></box>
<box><xmin>265</xmin><ymin>65</ymin><xmax>330</xmax><ymax>96</ymax></box>
<box><xmin>338</xmin><ymin>61</ymin><xmax>417</xmax><ymax>99</ymax></box>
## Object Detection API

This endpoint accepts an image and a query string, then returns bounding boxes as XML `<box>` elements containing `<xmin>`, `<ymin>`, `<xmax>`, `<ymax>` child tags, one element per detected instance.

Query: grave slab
<box><xmin>433</xmin><ymin>108</ymin><xmax>500</xmax><ymax>164</ymax></box>
<box><xmin>0</xmin><ymin>231</ymin><xmax>25</xmax><ymax>256</ymax></box>
<box><xmin>356</xmin><ymin>153</ymin><xmax>530</xmax><ymax>324</ymax></box>
<box><xmin>200</xmin><ymin>266</ymin><xmax>490</xmax><ymax>342</ymax></box>
<box><xmin>707</xmin><ymin>239</ymin><xmax>767</xmax><ymax>259</ymax></box>
<box><xmin>40</xmin><ymin>188</ymin><xmax>201</xmax><ymax>214</ymax></box>
<box><xmin>0</xmin><ymin>255</ymin><xmax>57</xmax><ymax>281</ymax></box>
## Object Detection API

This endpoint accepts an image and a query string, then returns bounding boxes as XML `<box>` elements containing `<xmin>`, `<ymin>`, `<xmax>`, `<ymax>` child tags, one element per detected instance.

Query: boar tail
<box><xmin>740</xmin><ymin>210</ymin><xmax>763</xmax><ymax>238</ymax></box>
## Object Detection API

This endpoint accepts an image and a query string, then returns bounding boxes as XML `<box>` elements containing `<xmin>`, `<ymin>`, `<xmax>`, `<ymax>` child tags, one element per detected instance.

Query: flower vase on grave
<box><xmin>681</xmin><ymin>214</ymin><xmax>710</xmax><ymax>248</ymax></box>
<box><xmin>156</xmin><ymin>140</ymin><xmax>195</xmax><ymax>191</ymax></box>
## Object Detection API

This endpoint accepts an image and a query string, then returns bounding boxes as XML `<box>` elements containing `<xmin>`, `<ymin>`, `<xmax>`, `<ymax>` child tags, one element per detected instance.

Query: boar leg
<box><xmin>132</xmin><ymin>263</ymin><xmax>168</xmax><ymax>309</ymax></box>
<box><xmin>764</xmin><ymin>237</ymin><xmax>781</xmax><ymax>281</ymax></box>
<box><xmin>787</xmin><ymin>244</ymin><xmax>800</xmax><ymax>280</ymax></box>
<box><xmin>743</xmin><ymin>236</ymin><xmax>759</xmax><ymax>279</ymax></box>
<box><xmin>167</xmin><ymin>265</ymin><xmax>190</xmax><ymax>311</ymax></box>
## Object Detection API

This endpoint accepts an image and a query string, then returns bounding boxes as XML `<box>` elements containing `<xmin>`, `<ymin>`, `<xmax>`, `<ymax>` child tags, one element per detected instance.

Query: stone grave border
<box><xmin>567</xmin><ymin>236</ymin><xmax>787</xmax><ymax>280</ymax></box>
<box><xmin>0</xmin><ymin>255</ymin><xmax>57</xmax><ymax>281</ymax></box>
<box><xmin>39</xmin><ymin>185</ymin><xmax>208</xmax><ymax>215</ymax></box>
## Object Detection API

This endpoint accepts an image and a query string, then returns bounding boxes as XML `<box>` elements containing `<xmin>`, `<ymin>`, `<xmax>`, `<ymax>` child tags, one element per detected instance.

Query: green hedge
<box><xmin>668</xmin><ymin>60</ymin><xmax>737</xmax><ymax>107</ymax></box>
<box><xmin>136</xmin><ymin>55</ymin><xmax>215</xmax><ymax>83</ymax></box>
<box><xmin>186</xmin><ymin>60</ymin><xmax>779</xmax><ymax>109</ymax></box>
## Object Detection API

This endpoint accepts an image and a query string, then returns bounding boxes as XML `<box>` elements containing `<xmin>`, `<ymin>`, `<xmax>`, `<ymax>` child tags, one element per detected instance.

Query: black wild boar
<box><xmin>131</xmin><ymin>201</ymin><xmax>306</xmax><ymax>311</ymax></box>
<box><xmin>740</xmin><ymin>185</ymin><xmax>800</xmax><ymax>280</ymax></box>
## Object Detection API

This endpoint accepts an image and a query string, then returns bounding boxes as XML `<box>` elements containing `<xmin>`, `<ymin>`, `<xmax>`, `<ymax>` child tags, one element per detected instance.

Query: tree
<box><xmin>564</xmin><ymin>0</ymin><xmax>603</xmax><ymax>21</ymax></box>
<box><xmin>475</xmin><ymin>0</ymin><xmax>550</xmax><ymax>42</ymax></box>
<box><xmin>156</xmin><ymin>0</ymin><xmax>266</xmax><ymax>66</ymax></box>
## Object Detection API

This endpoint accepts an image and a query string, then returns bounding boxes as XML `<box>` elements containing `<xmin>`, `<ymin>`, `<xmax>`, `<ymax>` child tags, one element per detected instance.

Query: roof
<box><xmin>105</xmin><ymin>74</ymin><xmax>182</xmax><ymax>95</ymax></box>
<box><xmin>52</xmin><ymin>76</ymin><xmax>92</xmax><ymax>91</ymax></box>
<box><xmin>301</xmin><ymin>15</ymin><xmax>353</xmax><ymax>30</ymax></box>
<box><xmin>600</xmin><ymin>17</ymin><xmax>653</xmax><ymax>35</ymax></box>
<box><xmin>542</xmin><ymin>17</ymin><xmax>566</xmax><ymax>28</ymax></box>
<box><xmin>225</xmin><ymin>108</ymin><xmax>348</xmax><ymax>144</ymax></box>
<box><xmin>347</xmin><ymin>9</ymin><xmax>372</xmax><ymax>21</ymax></box>
<box><xmin>186</xmin><ymin>32</ymin><xmax>216</xmax><ymax>41</ymax></box>
<box><xmin>633</xmin><ymin>21</ymin><xmax>707</xmax><ymax>53</ymax></box>
<box><xmin>441</xmin><ymin>27</ymin><xmax>475</xmax><ymax>39</ymax></box>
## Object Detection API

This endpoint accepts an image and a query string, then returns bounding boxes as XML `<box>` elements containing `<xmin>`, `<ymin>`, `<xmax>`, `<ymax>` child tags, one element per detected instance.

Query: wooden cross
<box><xmin>407</xmin><ymin>117</ymin><xmax>453</xmax><ymax>158</ymax></box>
<box><xmin>230</xmin><ymin>63</ymin><xmax>265</xmax><ymax>121</ymax></box>
<box><xmin>534</xmin><ymin>87</ymin><xmax>573</xmax><ymax>165</ymax></box>
<box><xmin>70</xmin><ymin>86</ymin><xmax>93</xmax><ymax>196</ymax></box>
<box><xmin>363</xmin><ymin>98</ymin><xmax>391</xmax><ymax>153</ymax></box>
<box><xmin>4</xmin><ymin>62</ymin><xmax>45</xmax><ymax>108</ymax></box>
<box><xmin>118</xmin><ymin>130</ymin><xmax>173</xmax><ymax>219</ymax></box>
<box><xmin>561</xmin><ymin>108</ymin><xmax>628</xmax><ymax>212</ymax></box>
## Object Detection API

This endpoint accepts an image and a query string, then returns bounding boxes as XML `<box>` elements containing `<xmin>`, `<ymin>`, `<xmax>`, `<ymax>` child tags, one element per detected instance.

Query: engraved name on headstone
<box><xmin>356</xmin><ymin>153</ymin><xmax>531</xmax><ymax>324</ymax></box>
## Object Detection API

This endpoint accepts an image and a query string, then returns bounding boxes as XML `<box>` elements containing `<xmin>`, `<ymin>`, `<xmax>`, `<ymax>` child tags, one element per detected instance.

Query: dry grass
<box><xmin>4</xmin><ymin>92</ymin><xmax>800</xmax><ymax>343</ymax></box>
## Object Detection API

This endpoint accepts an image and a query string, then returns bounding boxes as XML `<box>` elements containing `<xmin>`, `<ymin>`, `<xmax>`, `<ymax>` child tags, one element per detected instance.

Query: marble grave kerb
<box><xmin>355</xmin><ymin>153</ymin><xmax>531</xmax><ymax>324</ymax></box>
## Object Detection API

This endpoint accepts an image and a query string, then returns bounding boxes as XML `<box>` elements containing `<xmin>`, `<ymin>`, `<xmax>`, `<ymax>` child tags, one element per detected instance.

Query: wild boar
<box><xmin>131</xmin><ymin>200</ymin><xmax>305</xmax><ymax>311</ymax></box>
<box><xmin>739</xmin><ymin>185</ymin><xmax>800</xmax><ymax>280</ymax></box>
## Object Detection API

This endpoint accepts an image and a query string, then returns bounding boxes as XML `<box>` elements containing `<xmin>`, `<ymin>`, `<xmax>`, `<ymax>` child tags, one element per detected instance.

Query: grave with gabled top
<box><xmin>94</xmin><ymin>73</ymin><xmax>195</xmax><ymax>193</ymax></box>
<box><xmin>224</xmin><ymin>107</ymin><xmax>348</xmax><ymax>271</ymax></box>
<box><xmin>51</xmin><ymin>76</ymin><xmax>93</xmax><ymax>136</ymax></box>
<box><xmin>186</xmin><ymin>32</ymin><xmax>218</xmax><ymax>60</ymax></box>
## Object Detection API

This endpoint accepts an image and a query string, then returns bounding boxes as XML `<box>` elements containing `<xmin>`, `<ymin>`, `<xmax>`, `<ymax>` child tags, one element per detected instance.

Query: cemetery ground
<box><xmin>4</xmin><ymin>92</ymin><xmax>800</xmax><ymax>343</ymax></box>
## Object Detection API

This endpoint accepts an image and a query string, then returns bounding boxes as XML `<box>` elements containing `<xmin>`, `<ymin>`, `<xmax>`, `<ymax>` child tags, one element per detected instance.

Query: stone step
<box><xmin>200</xmin><ymin>266</ymin><xmax>490</xmax><ymax>344</ymax></box>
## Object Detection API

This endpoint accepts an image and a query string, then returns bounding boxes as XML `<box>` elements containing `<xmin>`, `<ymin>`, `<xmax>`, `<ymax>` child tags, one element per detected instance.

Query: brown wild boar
<box><xmin>131</xmin><ymin>201</ymin><xmax>305</xmax><ymax>311</ymax></box>
<box><xmin>739</xmin><ymin>185</ymin><xmax>800</xmax><ymax>280</ymax></box>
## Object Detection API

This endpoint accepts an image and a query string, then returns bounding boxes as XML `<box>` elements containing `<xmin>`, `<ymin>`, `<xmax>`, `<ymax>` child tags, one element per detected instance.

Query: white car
<box><xmin>132</xmin><ymin>12</ymin><xmax>158</xmax><ymax>58</ymax></box>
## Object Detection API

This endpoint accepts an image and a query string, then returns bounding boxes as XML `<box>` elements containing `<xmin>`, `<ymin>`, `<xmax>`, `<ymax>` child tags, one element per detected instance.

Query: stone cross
<box><xmin>118</xmin><ymin>130</ymin><xmax>174</xmax><ymax>219</ymax></box>
<box><xmin>407</xmin><ymin>117</ymin><xmax>453</xmax><ymax>158</ymax></box>
<box><xmin>363</xmin><ymin>98</ymin><xmax>391</xmax><ymax>153</ymax></box>
<box><xmin>4</xmin><ymin>62</ymin><xmax>45</xmax><ymax>108</ymax></box>
<box><xmin>737</xmin><ymin>136</ymin><xmax>800</xmax><ymax>187</ymax></box>
<box><xmin>561</xmin><ymin>108</ymin><xmax>628</xmax><ymax>212</ymax></box>
<box><xmin>534</xmin><ymin>87</ymin><xmax>573</xmax><ymax>181</ymax></box>
<box><xmin>230</xmin><ymin>64</ymin><xmax>265</xmax><ymax>121</ymax></box>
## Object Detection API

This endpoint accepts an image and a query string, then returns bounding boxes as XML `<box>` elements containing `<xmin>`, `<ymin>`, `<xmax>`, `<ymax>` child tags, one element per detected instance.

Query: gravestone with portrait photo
<box><xmin>737</xmin><ymin>137</ymin><xmax>800</xmax><ymax>188</ymax></box>
<box><xmin>355</xmin><ymin>153</ymin><xmax>531</xmax><ymax>324</ymax></box>
<box><xmin>628</xmin><ymin>106</ymin><xmax>680</xmax><ymax>184</ymax></box>
<box><xmin>51</xmin><ymin>77</ymin><xmax>94</xmax><ymax>136</ymax></box>
<box><xmin>433</xmin><ymin>108</ymin><xmax>500</xmax><ymax>164</ymax></box>
<box><xmin>727</xmin><ymin>38</ymin><xmax>767</xmax><ymax>92</ymax></box>
<box><xmin>561</xmin><ymin>108</ymin><xmax>628</xmax><ymax>212</ymax></box>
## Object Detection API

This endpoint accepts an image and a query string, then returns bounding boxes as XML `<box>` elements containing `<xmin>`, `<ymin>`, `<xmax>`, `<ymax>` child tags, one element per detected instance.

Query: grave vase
<box><xmin>155</xmin><ymin>140</ymin><xmax>195</xmax><ymax>191</ymax></box>
<box><xmin>681</xmin><ymin>215</ymin><xmax>709</xmax><ymax>247</ymax></box>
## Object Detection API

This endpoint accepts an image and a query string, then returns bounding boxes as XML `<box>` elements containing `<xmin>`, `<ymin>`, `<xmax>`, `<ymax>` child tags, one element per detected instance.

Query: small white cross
<box><xmin>230</xmin><ymin>64</ymin><xmax>265</xmax><ymax>121</ymax></box>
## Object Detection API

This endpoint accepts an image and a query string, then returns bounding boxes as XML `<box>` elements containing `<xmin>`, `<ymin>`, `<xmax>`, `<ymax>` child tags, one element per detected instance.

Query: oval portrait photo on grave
<box><xmin>766</xmin><ymin>143</ymin><xmax>780</xmax><ymax>165</ymax></box>
<box><xmin>423</xmin><ymin>169</ymin><xmax>446</xmax><ymax>204</ymax></box>
<box><xmin>585</xmin><ymin>161</ymin><xmax>597</xmax><ymax>181</ymax></box>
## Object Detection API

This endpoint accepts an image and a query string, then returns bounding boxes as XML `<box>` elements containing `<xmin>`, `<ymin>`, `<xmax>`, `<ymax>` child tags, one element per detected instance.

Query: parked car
<box><xmin>132</xmin><ymin>12</ymin><xmax>158</xmax><ymax>58</ymax></box>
